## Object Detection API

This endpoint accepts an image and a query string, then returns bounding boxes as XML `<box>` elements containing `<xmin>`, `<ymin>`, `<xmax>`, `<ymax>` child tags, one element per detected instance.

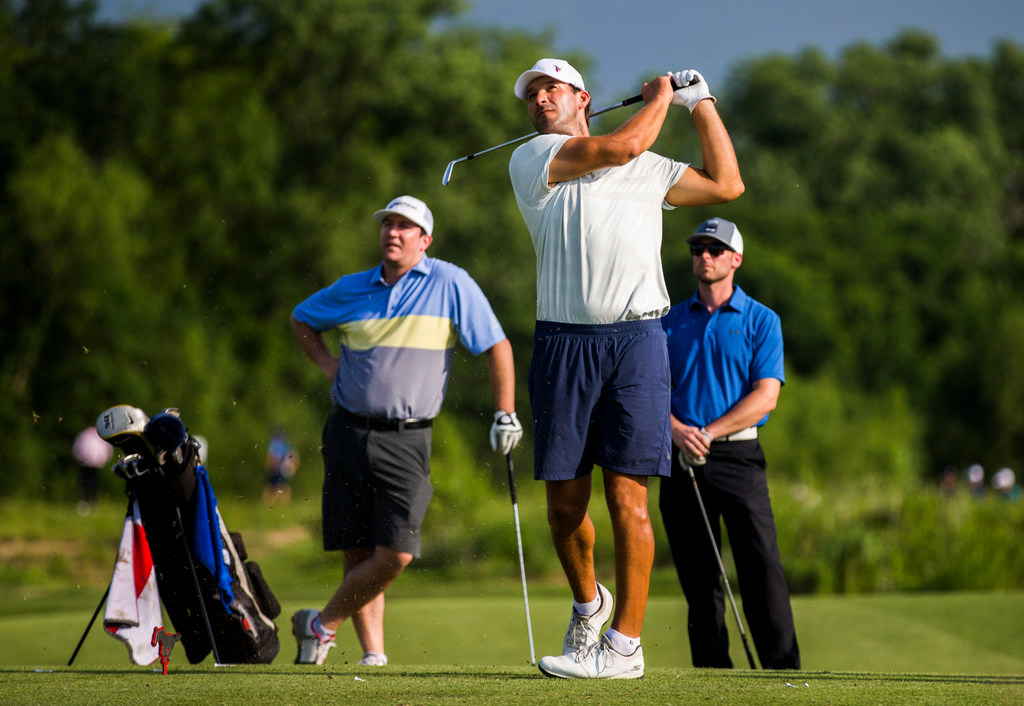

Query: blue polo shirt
<box><xmin>292</xmin><ymin>255</ymin><xmax>506</xmax><ymax>420</ymax></box>
<box><xmin>661</xmin><ymin>285</ymin><xmax>784</xmax><ymax>428</ymax></box>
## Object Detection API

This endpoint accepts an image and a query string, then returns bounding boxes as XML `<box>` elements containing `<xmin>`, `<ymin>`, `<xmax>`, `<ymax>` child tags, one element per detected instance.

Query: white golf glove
<box><xmin>668</xmin><ymin>70</ymin><xmax>716</xmax><ymax>113</ymax></box>
<box><xmin>489</xmin><ymin>410</ymin><xmax>523</xmax><ymax>455</ymax></box>
<box><xmin>679</xmin><ymin>449</ymin><xmax>706</xmax><ymax>468</ymax></box>
<box><xmin>678</xmin><ymin>427</ymin><xmax>713</xmax><ymax>467</ymax></box>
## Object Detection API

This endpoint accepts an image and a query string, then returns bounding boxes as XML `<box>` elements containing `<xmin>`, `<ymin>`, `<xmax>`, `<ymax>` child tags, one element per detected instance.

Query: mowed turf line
<box><xmin>0</xmin><ymin>665</ymin><xmax>1021</xmax><ymax>705</ymax></box>
<box><xmin>0</xmin><ymin>591</ymin><xmax>1021</xmax><ymax>703</ymax></box>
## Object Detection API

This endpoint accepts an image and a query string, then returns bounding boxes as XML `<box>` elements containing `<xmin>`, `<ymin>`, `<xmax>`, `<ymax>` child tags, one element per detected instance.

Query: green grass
<box><xmin>2</xmin><ymin>498</ymin><xmax>1023</xmax><ymax>703</ymax></box>
<box><xmin>1</xmin><ymin>665</ymin><xmax>1022</xmax><ymax>705</ymax></box>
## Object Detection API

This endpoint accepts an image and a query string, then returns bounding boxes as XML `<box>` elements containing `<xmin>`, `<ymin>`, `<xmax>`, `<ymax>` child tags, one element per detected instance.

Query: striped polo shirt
<box><xmin>292</xmin><ymin>255</ymin><xmax>506</xmax><ymax>420</ymax></box>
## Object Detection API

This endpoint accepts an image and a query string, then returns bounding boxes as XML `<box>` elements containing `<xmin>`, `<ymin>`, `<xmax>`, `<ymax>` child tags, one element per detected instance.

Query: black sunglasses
<box><xmin>690</xmin><ymin>242</ymin><xmax>732</xmax><ymax>257</ymax></box>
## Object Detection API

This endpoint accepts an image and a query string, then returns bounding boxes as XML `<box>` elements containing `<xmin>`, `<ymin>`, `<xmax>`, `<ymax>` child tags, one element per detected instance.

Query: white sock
<box><xmin>312</xmin><ymin>615</ymin><xmax>335</xmax><ymax>640</ymax></box>
<box><xmin>605</xmin><ymin>628</ymin><xmax>640</xmax><ymax>655</ymax></box>
<box><xmin>573</xmin><ymin>585</ymin><xmax>602</xmax><ymax>617</ymax></box>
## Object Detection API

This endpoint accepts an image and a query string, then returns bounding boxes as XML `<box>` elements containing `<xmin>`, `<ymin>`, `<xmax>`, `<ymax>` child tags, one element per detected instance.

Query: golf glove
<box><xmin>489</xmin><ymin>410</ymin><xmax>523</xmax><ymax>455</ymax></box>
<box><xmin>679</xmin><ymin>427</ymin><xmax>713</xmax><ymax>467</ymax></box>
<box><xmin>668</xmin><ymin>70</ymin><xmax>716</xmax><ymax>113</ymax></box>
<box><xmin>680</xmin><ymin>449</ymin><xmax>706</xmax><ymax>467</ymax></box>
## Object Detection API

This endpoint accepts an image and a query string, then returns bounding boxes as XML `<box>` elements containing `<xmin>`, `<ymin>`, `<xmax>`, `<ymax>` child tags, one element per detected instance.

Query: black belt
<box><xmin>335</xmin><ymin>406</ymin><xmax>432</xmax><ymax>431</ymax></box>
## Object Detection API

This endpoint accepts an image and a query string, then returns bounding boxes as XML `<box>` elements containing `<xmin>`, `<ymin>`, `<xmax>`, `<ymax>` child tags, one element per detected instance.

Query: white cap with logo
<box><xmin>514</xmin><ymin>58</ymin><xmax>586</xmax><ymax>100</ymax></box>
<box><xmin>373</xmin><ymin>195</ymin><xmax>434</xmax><ymax>235</ymax></box>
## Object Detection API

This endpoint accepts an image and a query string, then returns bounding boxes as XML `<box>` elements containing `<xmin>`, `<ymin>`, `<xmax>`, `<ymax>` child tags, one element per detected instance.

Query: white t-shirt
<box><xmin>509</xmin><ymin>133</ymin><xmax>688</xmax><ymax>324</ymax></box>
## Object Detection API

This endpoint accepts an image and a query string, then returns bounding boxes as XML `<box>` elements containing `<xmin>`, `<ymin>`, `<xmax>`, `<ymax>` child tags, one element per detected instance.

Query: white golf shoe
<box><xmin>292</xmin><ymin>609</ymin><xmax>335</xmax><ymax>665</ymax></box>
<box><xmin>562</xmin><ymin>582</ymin><xmax>613</xmax><ymax>655</ymax></box>
<box><xmin>539</xmin><ymin>635</ymin><xmax>645</xmax><ymax>679</ymax></box>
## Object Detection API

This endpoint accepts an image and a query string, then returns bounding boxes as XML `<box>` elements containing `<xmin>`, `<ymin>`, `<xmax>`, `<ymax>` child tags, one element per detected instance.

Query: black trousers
<box><xmin>659</xmin><ymin>439</ymin><xmax>800</xmax><ymax>669</ymax></box>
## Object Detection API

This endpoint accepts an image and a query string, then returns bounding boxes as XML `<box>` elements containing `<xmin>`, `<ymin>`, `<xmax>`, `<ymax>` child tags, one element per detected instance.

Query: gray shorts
<box><xmin>320</xmin><ymin>407</ymin><xmax>433</xmax><ymax>557</ymax></box>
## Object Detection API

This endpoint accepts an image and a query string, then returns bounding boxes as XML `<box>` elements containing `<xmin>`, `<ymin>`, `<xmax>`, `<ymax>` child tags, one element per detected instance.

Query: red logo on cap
<box><xmin>554</xmin><ymin>66</ymin><xmax>562</xmax><ymax>72</ymax></box>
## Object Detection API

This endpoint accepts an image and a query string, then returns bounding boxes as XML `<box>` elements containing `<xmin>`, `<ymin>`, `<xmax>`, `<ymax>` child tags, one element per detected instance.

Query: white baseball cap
<box><xmin>687</xmin><ymin>217</ymin><xmax>744</xmax><ymax>255</ymax></box>
<box><xmin>373</xmin><ymin>195</ymin><xmax>433</xmax><ymax>235</ymax></box>
<box><xmin>514</xmin><ymin>58</ymin><xmax>586</xmax><ymax>100</ymax></box>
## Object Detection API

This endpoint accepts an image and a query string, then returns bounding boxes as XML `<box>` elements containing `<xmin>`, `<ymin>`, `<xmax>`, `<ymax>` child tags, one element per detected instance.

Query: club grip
<box><xmin>617</xmin><ymin>75</ymin><xmax>694</xmax><ymax>108</ymax></box>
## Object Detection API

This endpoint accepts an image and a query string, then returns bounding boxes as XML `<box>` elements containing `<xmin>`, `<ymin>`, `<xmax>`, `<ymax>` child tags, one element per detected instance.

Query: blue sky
<box><xmin>97</xmin><ymin>0</ymin><xmax>1021</xmax><ymax>100</ymax></box>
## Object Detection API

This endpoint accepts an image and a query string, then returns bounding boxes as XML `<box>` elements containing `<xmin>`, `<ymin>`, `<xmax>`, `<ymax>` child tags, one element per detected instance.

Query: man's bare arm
<box><xmin>484</xmin><ymin>338</ymin><xmax>516</xmax><ymax>413</ymax></box>
<box><xmin>665</xmin><ymin>100</ymin><xmax>744</xmax><ymax>206</ymax></box>
<box><xmin>290</xmin><ymin>314</ymin><xmax>339</xmax><ymax>381</ymax></box>
<box><xmin>548</xmin><ymin>76</ymin><xmax>676</xmax><ymax>184</ymax></box>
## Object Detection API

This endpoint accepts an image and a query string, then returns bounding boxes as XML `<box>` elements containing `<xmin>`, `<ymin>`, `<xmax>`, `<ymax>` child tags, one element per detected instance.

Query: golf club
<box><xmin>683</xmin><ymin>457</ymin><xmax>758</xmax><ymax>669</ymax></box>
<box><xmin>506</xmin><ymin>451</ymin><xmax>536</xmax><ymax>665</ymax></box>
<box><xmin>441</xmin><ymin>76</ymin><xmax>694</xmax><ymax>185</ymax></box>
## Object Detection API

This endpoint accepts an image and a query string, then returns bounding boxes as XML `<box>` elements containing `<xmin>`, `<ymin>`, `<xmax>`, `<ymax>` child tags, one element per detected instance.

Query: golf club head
<box><xmin>442</xmin><ymin>160</ymin><xmax>456</xmax><ymax>185</ymax></box>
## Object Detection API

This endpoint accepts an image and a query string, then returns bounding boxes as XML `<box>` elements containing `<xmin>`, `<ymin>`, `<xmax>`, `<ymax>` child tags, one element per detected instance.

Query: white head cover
<box><xmin>514</xmin><ymin>58</ymin><xmax>586</xmax><ymax>100</ymax></box>
<box><xmin>96</xmin><ymin>405</ymin><xmax>150</xmax><ymax>445</ymax></box>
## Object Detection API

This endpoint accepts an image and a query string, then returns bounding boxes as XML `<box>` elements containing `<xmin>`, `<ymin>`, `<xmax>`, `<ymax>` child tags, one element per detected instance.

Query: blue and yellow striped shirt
<box><xmin>292</xmin><ymin>255</ymin><xmax>505</xmax><ymax>419</ymax></box>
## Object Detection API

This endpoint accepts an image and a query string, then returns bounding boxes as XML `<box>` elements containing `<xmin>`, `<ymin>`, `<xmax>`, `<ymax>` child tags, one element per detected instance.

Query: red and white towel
<box><xmin>103</xmin><ymin>501</ymin><xmax>162</xmax><ymax>665</ymax></box>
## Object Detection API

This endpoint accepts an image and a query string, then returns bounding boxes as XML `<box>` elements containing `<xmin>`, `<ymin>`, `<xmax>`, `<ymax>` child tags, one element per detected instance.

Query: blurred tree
<box><xmin>1</xmin><ymin>1</ymin><xmax>1021</xmax><ymax>497</ymax></box>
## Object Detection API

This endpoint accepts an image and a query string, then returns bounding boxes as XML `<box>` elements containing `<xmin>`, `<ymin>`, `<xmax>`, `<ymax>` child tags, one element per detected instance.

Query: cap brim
<box><xmin>372</xmin><ymin>209</ymin><xmax>431</xmax><ymax>234</ymax></box>
<box><xmin>514</xmin><ymin>70</ymin><xmax>547</xmax><ymax>99</ymax></box>
<box><xmin>514</xmin><ymin>70</ymin><xmax>583</xmax><ymax>100</ymax></box>
<box><xmin>686</xmin><ymin>233</ymin><xmax>733</xmax><ymax>248</ymax></box>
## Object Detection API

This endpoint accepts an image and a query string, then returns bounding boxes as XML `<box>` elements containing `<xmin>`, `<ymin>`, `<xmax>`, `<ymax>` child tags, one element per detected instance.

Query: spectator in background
<box><xmin>659</xmin><ymin>217</ymin><xmax>799</xmax><ymax>669</ymax></box>
<box><xmin>264</xmin><ymin>428</ymin><xmax>300</xmax><ymax>504</ymax></box>
<box><xmin>966</xmin><ymin>464</ymin><xmax>987</xmax><ymax>498</ymax></box>
<box><xmin>992</xmin><ymin>468</ymin><xmax>1021</xmax><ymax>501</ymax></box>
<box><xmin>72</xmin><ymin>426</ymin><xmax>113</xmax><ymax>515</ymax></box>
<box><xmin>288</xmin><ymin>194</ymin><xmax>521</xmax><ymax>667</ymax></box>
<box><xmin>938</xmin><ymin>466</ymin><xmax>958</xmax><ymax>495</ymax></box>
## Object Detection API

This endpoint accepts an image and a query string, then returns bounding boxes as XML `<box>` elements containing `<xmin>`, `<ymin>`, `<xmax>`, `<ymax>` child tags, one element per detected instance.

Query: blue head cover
<box><xmin>145</xmin><ymin>413</ymin><xmax>188</xmax><ymax>453</ymax></box>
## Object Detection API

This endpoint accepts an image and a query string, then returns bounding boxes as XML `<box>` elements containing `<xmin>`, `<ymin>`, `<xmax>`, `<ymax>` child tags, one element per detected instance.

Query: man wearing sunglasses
<box><xmin>659</xmin><ymin>217</ymin><xmax>800</xmax><ymax>670</ymax></box>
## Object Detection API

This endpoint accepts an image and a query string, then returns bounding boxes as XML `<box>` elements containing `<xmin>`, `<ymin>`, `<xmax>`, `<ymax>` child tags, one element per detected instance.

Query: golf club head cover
<box><xmin>490</xmin><ymin>410</ymin><xmax>524</xmax><ymax>455</ymax></box>
<box><xmin>96</xmin><ymin>405</ymin><xmax>151</xmax><ymax>446</ymax></box>
<box><xmin>145</xmin><ymin>411</ymin><xmax>189</xmax><ymax>455</ymax></box>
<box><xmin>668</xmin><ymin>70</ymin><xmax>716</xmax><ymax>112</ymax></box>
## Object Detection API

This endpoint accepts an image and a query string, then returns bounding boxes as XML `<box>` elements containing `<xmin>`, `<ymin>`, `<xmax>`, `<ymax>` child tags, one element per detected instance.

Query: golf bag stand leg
<box><xmin>68</xmin><ymin>495</ymin><xmax>135</xmax><ymax>666</ymax></box>
<box><xmin>67</xmin><ymin>585</ymin><xmax>110</xmax><ymax>666</ymax></box>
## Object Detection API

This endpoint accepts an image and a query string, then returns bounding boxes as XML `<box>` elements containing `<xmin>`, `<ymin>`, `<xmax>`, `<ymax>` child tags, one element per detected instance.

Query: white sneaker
<box><xmin>562</xmin><ymin>582</ymin><xmax>613</xmax><ymax>655</ymax></box>
<box><xmin>357</xmin><ymin>651</ymin><xmax>388</xmax><ymax>666</ymax></box>
<box><xmin>539</xmin><ymin>635</ymin><xmax>644</xmax><ymax>679</ymax></box>
<box><xmin>292</xmin><ymin>609</ymin><xmax>335</xmax><ymax>665</ymax></box>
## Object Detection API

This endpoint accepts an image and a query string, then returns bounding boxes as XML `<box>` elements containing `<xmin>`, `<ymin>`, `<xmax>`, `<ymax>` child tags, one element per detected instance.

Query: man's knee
<box><xmin>603</xmin><ymin>472</ymin><xmax>651</xmax><ymax>527</ymax></box>
<box><xmin>545</xmin><ymin>478</ymin><xmax>591</xmax><ymax>530</ymax></box>
<box><xmin>373</xmin><ymin>546</ymin><xmax>415</xmax><ymax>575</ymax></box>
<box><xmin>547</xmin><ymin>502</ymin><xmax>589</xmax><ymax>536</ymax></box>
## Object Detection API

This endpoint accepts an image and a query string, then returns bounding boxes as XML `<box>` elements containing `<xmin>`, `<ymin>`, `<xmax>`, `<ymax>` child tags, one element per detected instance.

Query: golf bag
<box><xmin>98</xmin><ymin>405</ymin><xmax>281</xmax><ymax>664</ymax></box>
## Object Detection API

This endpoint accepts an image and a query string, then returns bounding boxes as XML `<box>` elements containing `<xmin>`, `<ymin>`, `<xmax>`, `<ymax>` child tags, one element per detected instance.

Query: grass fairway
<box><xmin>1</xmin><ymin>592</ymin><xmax>1022</xmax><ymax>704</ymax></box>
<box><xmin>1</xmin><ymin>665</ymin><xmax>1021</xmax><ymax>705</ymax></box>
<box><xmin>2</xmin><ymin>498</ymin><xmax>1022</xmax><ymax>703</ymax></box>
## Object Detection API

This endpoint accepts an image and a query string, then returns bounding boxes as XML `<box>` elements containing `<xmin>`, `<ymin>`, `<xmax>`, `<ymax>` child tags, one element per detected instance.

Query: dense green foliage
<box><xmin>2</xmin><ymin>1</ymin><xmax>1023</xmax><ymax>508</ymax></box>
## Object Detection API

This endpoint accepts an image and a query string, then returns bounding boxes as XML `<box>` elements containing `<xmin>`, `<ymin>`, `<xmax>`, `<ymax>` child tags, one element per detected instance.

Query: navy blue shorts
<box><xmin>528</xmin><ymin>319</ymin><xmax>672</xmax><ymax>481</ymax></box>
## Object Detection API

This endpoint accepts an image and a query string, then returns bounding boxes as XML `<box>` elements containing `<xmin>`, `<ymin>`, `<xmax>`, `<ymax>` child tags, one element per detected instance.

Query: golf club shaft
<box><xmin>685</xmin><ymin>462</ymin><xmax>758</xmax><ymax>669</ymax></box>
<box><xmin>442</xmin><ymin>88</ymin><xmax>660</xmax><ymax>185</ymax></box>
<box><xmin>506</xmin><ymin>451</ymin><xmax>536</xmax><ymax>665</ymax></box>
